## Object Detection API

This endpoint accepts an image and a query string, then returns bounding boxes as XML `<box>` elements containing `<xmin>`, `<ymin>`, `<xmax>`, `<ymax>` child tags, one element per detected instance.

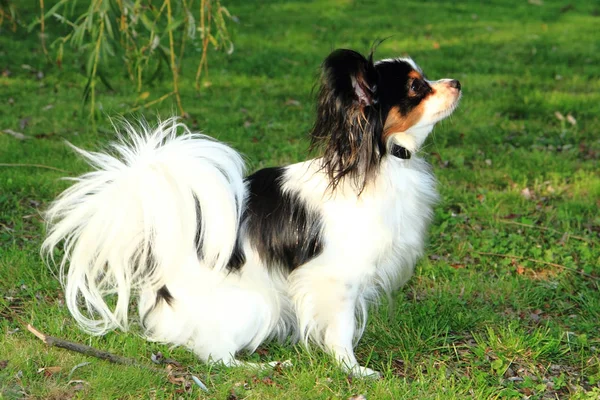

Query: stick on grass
<box><xmin>27</xmin><ymin>324</ymin><xmax>140</xmax><ymax>366</ymax></box>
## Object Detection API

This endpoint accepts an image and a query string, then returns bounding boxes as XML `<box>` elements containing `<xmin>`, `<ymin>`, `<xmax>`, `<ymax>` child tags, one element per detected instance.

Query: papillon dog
<box><xmin>43</xmin><ymin>48</ymin><xmax>461</xmax><ymax>377</ymax></box>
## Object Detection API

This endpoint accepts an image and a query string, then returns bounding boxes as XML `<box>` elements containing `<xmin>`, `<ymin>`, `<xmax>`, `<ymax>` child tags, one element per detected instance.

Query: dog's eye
<box><xmin>409</xmin><ymin>79</ymin><xmax>431</xmax><ymax>97</ymax></box>
<box><xmin>410</xmin><ymin>79</ymin><xmax>423</xmax><ymax>94</ymax></box>
<box><xmin>410</xmin><ymin>79</ymin><xmax>420</xmax><ymax>92</ymax></box>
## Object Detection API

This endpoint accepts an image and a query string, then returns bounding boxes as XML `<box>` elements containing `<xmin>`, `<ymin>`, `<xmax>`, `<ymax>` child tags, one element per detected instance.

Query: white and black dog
<box><xmin>43</xmin><ymin>49</ymin><xmax>461</xmax><ymax>377</ymax></box>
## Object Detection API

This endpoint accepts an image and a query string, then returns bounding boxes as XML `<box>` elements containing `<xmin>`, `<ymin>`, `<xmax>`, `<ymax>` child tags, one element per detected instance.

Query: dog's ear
<box><xmin>310</xmin><ymin>49</ymin><xmax>383</xmax><ymax>194</ymax></box>
<box><xmin>320</xmin><ymin>49</ymin><xmax>377</xmax><ymax>107</ymax></box>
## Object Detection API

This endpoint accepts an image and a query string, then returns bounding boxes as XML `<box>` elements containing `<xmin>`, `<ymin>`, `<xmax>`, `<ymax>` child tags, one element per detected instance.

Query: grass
<box><xmin>1</xmin><ymin>0</ymin><xmax>599</xmax><ymax>398</ymax></box>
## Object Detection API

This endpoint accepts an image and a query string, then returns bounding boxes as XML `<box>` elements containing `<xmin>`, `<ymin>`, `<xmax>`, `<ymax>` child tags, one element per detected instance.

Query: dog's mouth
<box><xmin>433</xmin><ymin>92</ymin><xmax>462</xmax><ymax>121</ymax></box>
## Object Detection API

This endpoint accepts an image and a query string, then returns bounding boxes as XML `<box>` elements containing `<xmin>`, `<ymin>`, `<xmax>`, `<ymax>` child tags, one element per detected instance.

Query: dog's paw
<box><xmin>350</xmin><ymin>366</ymin><xmax>381</xmax><ymax>379</ymax></box>
<box><xmin>267</xmin><ymin>359</ymin><xmax>293</xmax><ymax>368</ymax></box>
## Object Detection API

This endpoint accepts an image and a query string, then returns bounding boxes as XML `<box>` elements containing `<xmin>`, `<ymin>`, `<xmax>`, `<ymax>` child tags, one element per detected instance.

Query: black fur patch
<box><xmin>226</xmin><ymin>236</ymin><xmax>246</xmax><ymax>271</ymax></box>
<box><xmin>193</xmin><ymin>195</ymin><xmax>203</xmax><ymax>259</ymax></box>
<box><xmin>375</xmin><ymin>59</ymin><xmax>428</xmax><ymax>120</ymax></box>
<box><xmin>156</xmin><ymin>285</ymin><xmax>173</xmax><ymax>306</ymax></box>
<box><xmin>141</xmin><ymin>284</ymin><xmax>173</xmax><ymax>330</ymax></box>
<box><xmin>227</xmin><ymin>167</ymin><xmax>324</xmax><ymax>272</ymax></box>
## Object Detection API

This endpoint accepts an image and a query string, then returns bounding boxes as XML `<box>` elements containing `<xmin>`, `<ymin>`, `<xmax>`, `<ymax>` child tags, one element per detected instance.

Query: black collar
<box><xmin>390</xmin><ymin>144</ymin><xmax>411</xmax><ymax>159</ymax></box>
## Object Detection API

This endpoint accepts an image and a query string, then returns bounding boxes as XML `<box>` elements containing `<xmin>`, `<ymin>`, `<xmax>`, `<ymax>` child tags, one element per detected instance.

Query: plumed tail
<box><xmin>42</xmin><ymin>118</ymin><xmax>245</xmax><ymax>335</ymax></box>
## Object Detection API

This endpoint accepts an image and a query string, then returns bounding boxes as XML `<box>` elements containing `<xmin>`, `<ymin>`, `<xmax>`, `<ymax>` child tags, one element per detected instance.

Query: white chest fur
<box><xmin>285</xmin><ymin>156</ymin><xmax>438</xmax><ymax>294</ymax></box>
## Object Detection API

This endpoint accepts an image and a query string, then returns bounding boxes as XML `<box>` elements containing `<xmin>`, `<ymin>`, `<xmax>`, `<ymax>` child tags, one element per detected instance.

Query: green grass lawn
<box><xmin>1</xmin><ymin>0</ymin><xmax>599</xmax><ymax>398</ymax></box>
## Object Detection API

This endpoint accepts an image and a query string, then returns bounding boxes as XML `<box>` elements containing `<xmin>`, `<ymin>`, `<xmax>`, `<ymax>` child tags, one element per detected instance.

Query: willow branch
<box><xmin>165</xmin><ymin>0</ymin><xmax>185</xmax><ymax>116</ymax></box>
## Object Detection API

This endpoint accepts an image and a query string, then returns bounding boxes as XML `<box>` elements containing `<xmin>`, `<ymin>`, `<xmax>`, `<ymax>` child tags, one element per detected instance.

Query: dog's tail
<box><xmin>42</xmin><ymin>118</ymin><xmax>245</xmax><ymax>335</ymax></box>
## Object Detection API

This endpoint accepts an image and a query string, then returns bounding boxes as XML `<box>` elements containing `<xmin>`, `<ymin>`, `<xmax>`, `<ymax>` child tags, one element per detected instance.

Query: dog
<box><xmin>42</xmin><ymin>48</ymin><xmax>461</xmax><ymax>377</ymax></box>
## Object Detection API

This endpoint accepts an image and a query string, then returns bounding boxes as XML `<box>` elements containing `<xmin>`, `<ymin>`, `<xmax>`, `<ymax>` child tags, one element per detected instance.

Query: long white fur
<box><xmin>43</xmin><ymin>89</ymin><xmax>453</xmax><ymax>375</ymax></box>
<box><xmin>43</xmin><ymin>119</ymin><xmax>245</xmax><ymax>335</ymax></box>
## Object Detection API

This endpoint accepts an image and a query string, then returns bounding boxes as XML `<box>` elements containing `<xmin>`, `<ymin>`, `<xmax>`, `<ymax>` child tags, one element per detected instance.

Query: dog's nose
<box><xmin>449</xmin><ymin>80</ymin><xmax>461</xmax><ymax>91</ymax></box>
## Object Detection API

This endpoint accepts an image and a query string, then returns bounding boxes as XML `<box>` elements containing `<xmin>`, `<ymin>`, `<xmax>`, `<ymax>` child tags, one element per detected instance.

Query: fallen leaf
<box><xmin>520</xmin><ymin>187</ymin><xmax>533</xmax><ymax>200</ymax></box>
<box><xmin>256</xmin><ymin>347</ymin><xmax>269</xmax><ymax>356</ymax></box>
<box><xmin>516</xmin><ymin>264</ymin><xmax>525</xmax><ymax>275</ymax></box>
<box><xmin>451</xmin><ymin>263</ymin><xmax>465</xmax><ymax>269</ymax></box>
<box><xmin>432</xmin><ymin>42</ymin><xmax>440</xmax><ymax>49</ymax></box>
<box><xmin>0</xmin><ymin>360</ymin><xmax>8</xmax><ymax>370</ymax></box>
<box><xmin>262</xmin><ymin>376</ymin><xmax>275</xmax><ymax>386</ymax></box>
<box><xmin>285</xmin><ymin>99</ymin><xmax>301</xmax><ymax>107</ymax></box>
<box><xmin>167</xmin><ymin>374</ymin><xmax>186</xmax><ymax>385</ymax></box>
<box><xmin>477</xmin><ymin>194</ymin><xmax>485</xmax><ymax>203</ymax></box>
<box><xmin>38</xmin><ymin>366</ymin><xmax>62</xmax><ymax>377</ymax></box>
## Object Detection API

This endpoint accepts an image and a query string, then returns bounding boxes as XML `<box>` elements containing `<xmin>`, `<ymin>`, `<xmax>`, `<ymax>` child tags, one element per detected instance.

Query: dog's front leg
<box><xmin>321</xmin><ymin>290</ymin><xmax>381</xmax><ymax>379</ymax></box>
<box><xmin>292</xmin><ymin>271</ymin><xmax>380</xmax><ymax>378</ymax></box>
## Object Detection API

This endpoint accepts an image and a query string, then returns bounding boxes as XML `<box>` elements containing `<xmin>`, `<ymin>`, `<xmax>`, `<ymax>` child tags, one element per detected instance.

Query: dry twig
<box><xmin>25</xmin><ymin>324</ymin><xmax>210</xmax><ymax>392</ymax></box>
<box><xmin>27</xmin><ymin>324</ymin><xmax>146</xmax><ymax>366</ymax></box>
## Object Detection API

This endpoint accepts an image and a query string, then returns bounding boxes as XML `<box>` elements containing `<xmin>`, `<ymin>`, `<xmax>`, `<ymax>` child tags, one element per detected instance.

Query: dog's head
<box><xmin>311</xmin><ymin>49</ymin><xmax>461</xmax><ymax>191</ymax></box>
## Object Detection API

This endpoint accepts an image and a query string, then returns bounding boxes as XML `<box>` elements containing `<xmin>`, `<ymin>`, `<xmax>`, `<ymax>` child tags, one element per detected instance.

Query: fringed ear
<box><xmin>310</xmin><ymin>49</ymin><xmax>383</xmax><ymax>193</ymax></box>
<box><xmin>320</xmin><ymin>49</ymin><xmax>377</xmax><ymax>108</ymax></box>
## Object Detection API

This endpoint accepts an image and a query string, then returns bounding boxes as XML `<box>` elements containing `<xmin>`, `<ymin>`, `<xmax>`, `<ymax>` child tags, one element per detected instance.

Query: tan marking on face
<box><xmin>383</xmin><ymin>103</ymin><xmax>426</xmax><ymax>140</ymax></box>
<box><xmin>408</xmin><ymin>70</ymin><xmax>423</xmax><ymax>80</ymax></box>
